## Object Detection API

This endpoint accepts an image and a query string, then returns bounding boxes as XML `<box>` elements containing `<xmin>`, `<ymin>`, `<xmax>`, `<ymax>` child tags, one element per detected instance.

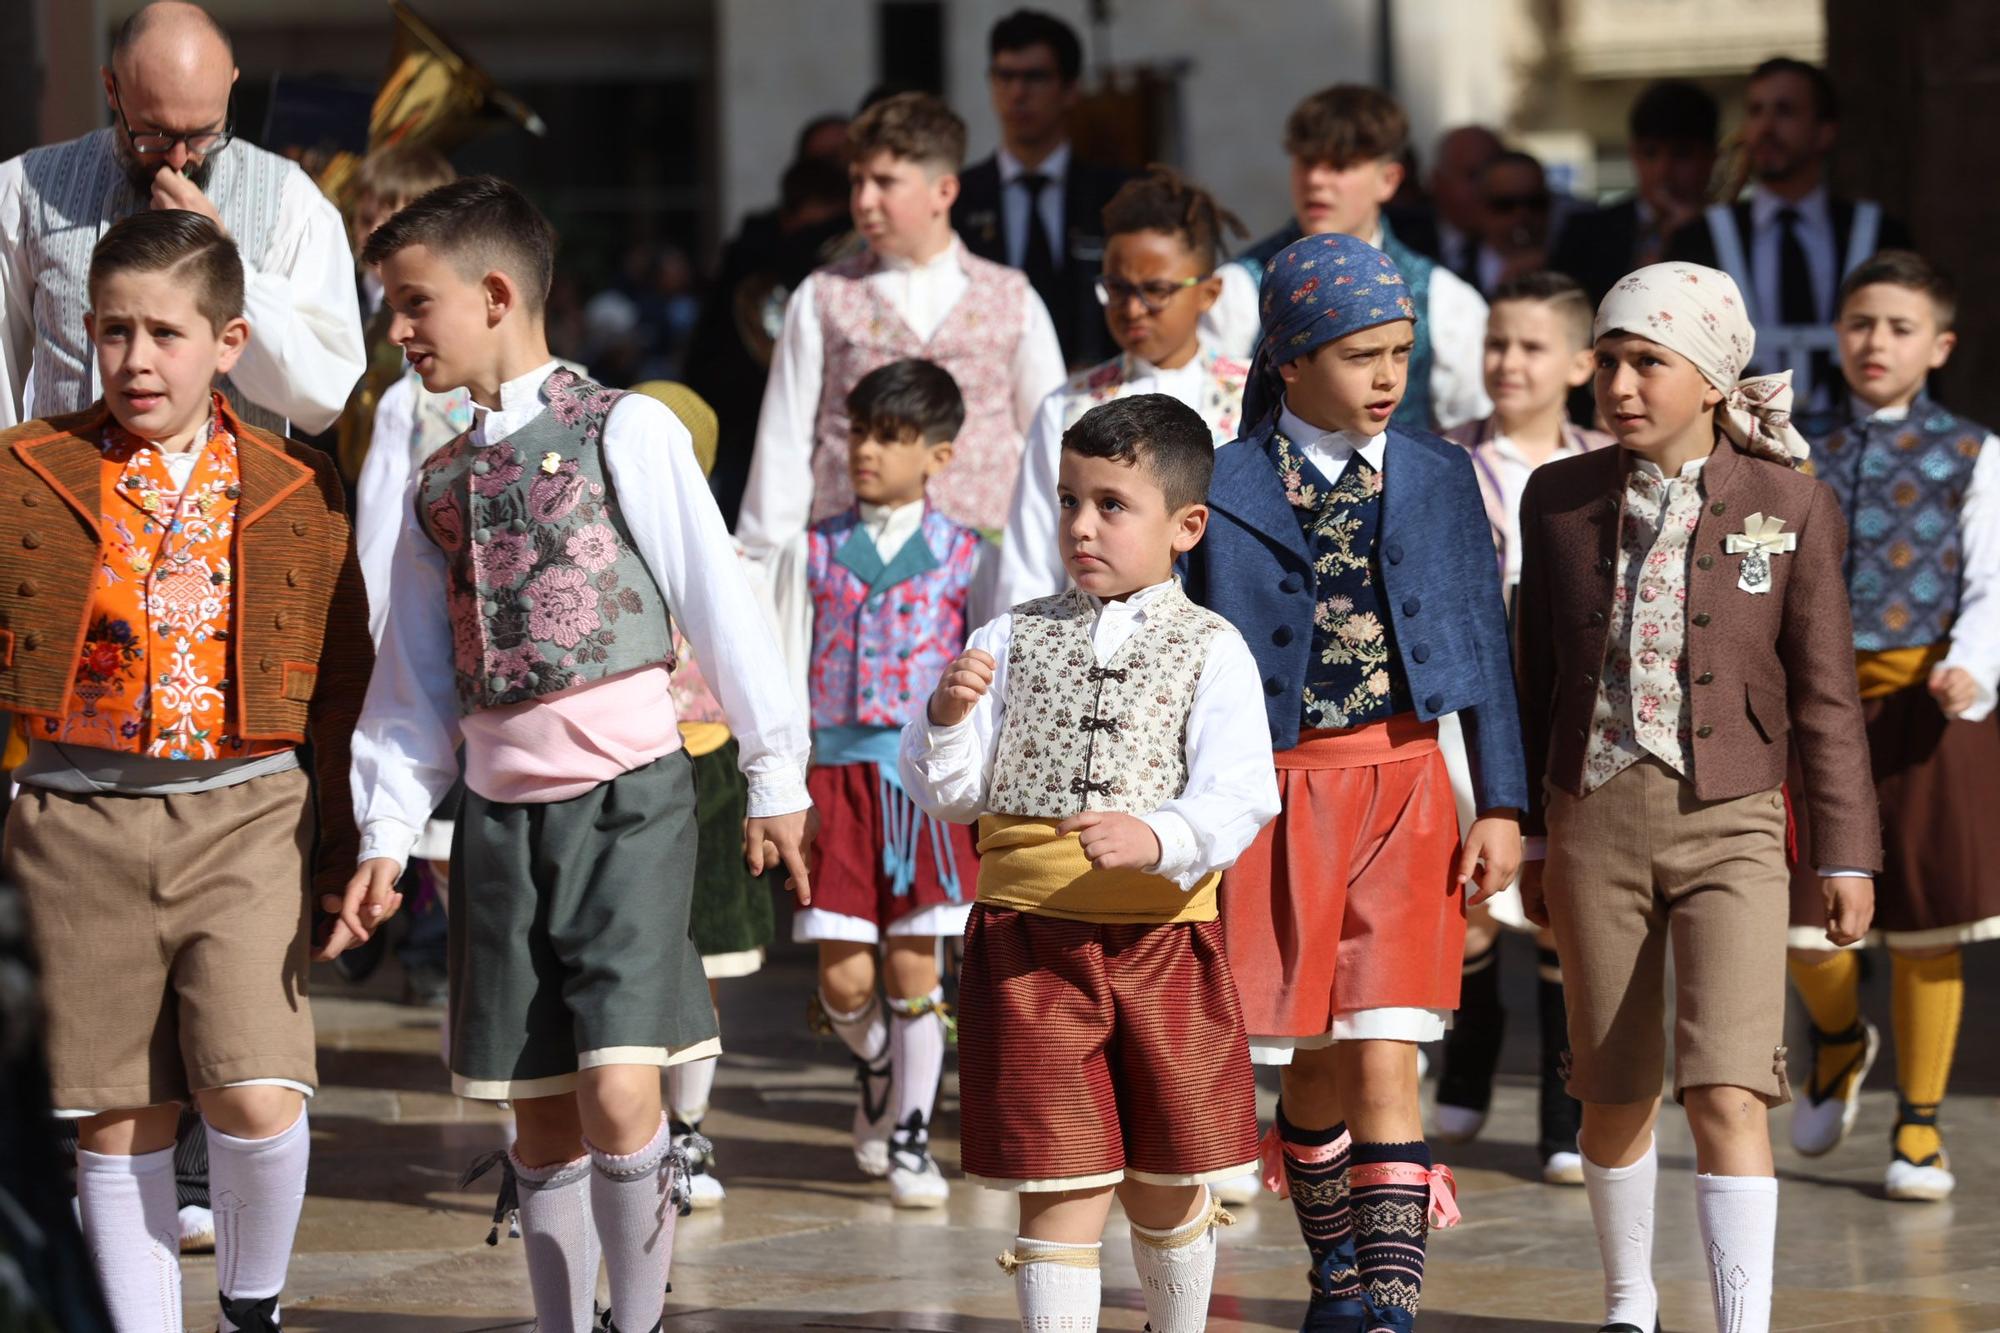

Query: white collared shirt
<box><xmin>898</xmin><ymin>579</ymin><xmax>1279</xmax><ymax>889</ymax></box>
<box><xmin>738</xmin><ymin>236</ymin><xmax>1066</xmax><ymax>556</ymax></box>
<box><xmin>1854</xmin><ymin>398</ymin><xmax>2000</xmax><ymax>723</ymax></box>
<box><xmin>351</xmin><ymin>359</ymin><xmax>811</xmax><ymax>866</ymax></box>
<box><xmin>1479</xmin><ymin>426</ymin><xmax>1592</xmax><ymax>587</ymax></box>
<box><xmin>994</xmin><ymin>349</ymin><xmax>1223</xmax><ymax>610</ymax></box>
<box><xmin>1749</xmin><ymin>183</ymin><xmax>1836</xmax><ymax>324</ymax></box>
<box><xmin>997</xmin><ymin>142</ymin><xmax>1073</xmax><ymax>270</ymax></box>
<box><xmin>859</xmin><ymin>495</ymin><xmax>927</xmax><ymax>561</ymax></box>
<box><xmin>1278</xmin><ymin>400</ymin><xmax>1389</xmax><ymax>478</ymax></box>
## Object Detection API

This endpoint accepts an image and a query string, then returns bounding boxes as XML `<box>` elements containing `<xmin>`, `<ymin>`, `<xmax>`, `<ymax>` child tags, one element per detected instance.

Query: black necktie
<box><xmin>1018</xmin><ymin>172</ymin><xmax>1058</xmax><ymax>297</ymax></box>
<box><xmin>1776</xmin><ymin>207</ymin><xmax>1816</xmax><ymax>326</ymax></box>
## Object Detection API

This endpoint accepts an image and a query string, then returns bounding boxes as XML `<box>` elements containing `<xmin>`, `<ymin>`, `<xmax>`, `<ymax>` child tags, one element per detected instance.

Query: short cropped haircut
<box><xmin>352</xmin><ymin>145</ymin><xmax>457</xmax><ymax>211</ymax></box>
<box><xmin>1750</xmin><ymin>56</ymin><xmax>1838</xmax><ymax>123</ymax></box>
<box><xmin>1284</xmin><ymin>85</ymin><xmax>1409</xmax><ymax>167</ymax></box>
<box><xmin>361</xmin><ymin>175</ymin><xmax>557</xmax><ymax>314</ymax></box>
<box><xmin>1837</xmin><ymin>249</ymin><xmax>1958</xmax><ymax>331</ymax></box>
<box><xmin>846</xmin><ymin>359</ymin><xmax>965</xmax><ymax>446</ymax></box>
<box><xmin>1491</xmin><ymin>270</ymin><xmax>1593</xmax><ymax>350</ymax></box>
<box><xmin>1629</xmin><ymin>79</ymin><xmax>1718</xmax><ymax>145</ymax></box>
<box><xmin>1101</xmin><ymin>165</ymin><xmax>1247</xmax><ymax>271</ymax></box>
<box><xmin>1062</xmin><ymin>393</ymin><xmax>1214</xmax><ymax>513</ymax></box>
<box><xmin>88</xmin><ymin>209</ymin><xmax>244</xmax><ymax>333</ymax></box>
<box><xmin>848</xmin><ymin>93</ymin><xmax>966</xmax><ymax>174</ymax></box>
<box><xmin>989</xmin><ymin>8</ymin><xmax>1083</xmax><ymax>83</ymax></box>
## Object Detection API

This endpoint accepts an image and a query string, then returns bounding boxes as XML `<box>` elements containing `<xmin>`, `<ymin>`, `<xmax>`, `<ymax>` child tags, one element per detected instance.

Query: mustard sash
<box><xmin>974</xmin><ymin>815</ymin><xmax>1218</xmax><ymax>924</ymax></box>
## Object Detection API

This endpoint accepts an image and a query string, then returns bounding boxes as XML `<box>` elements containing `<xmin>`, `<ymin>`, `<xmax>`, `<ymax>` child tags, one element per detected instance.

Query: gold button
<box><xmin>291</xmin><ymin>520</ymin><xmax>309</xmax><ymax>537</ymax></box>
<box><xmin>260</xmin><ymin>655</ymin><xmax>274</xmax><ymax>672</ymax></box>
<box><xmin>20</xmin><ymin>493</ymin><xmax>37</xmax><ymax>507</ymax></box>
<box><xmin>285</xmin><ymin>568</ymin><xmax>301</xmax><ymax>588</ymax></box>
<box><xmin>1697</xmin><ymin>554</ymin><xmax>1715</xmax><ymax>570</ymax></box>
<box><xmin>273</xmin><ymin>611</ymin><xmax>290</xmax><ymax>629</ymax></box>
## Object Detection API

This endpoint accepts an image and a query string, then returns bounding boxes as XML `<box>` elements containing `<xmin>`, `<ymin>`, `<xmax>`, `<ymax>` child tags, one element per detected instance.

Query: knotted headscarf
<box><xmin>1242</xmin><ymin>233</ymin><xmax>1418</xmax><ymax>428</ymax></box>
<box><xmin>1594</xmin><ymin>262</ymin><xmax>1812</xmax><ymax>469</ymax></box>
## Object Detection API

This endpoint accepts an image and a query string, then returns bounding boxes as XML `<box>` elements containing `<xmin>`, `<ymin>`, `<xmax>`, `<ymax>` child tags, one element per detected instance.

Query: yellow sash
<box><xmin>1854</xmin><ymin>643</ymin><xmax>1947</xmax><ymax>700</ymax></box>
<box><xmin>677</xmin><ymin>720</ymin><xmax>732</xmax><ymax>758</ymax></box>
<box><xmin>974</xmin><ymin>815</ymin><xmax>1218</xmax><ymax>924</ymax></box>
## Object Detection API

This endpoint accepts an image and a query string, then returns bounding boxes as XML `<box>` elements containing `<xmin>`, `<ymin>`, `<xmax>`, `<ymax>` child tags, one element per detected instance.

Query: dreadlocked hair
<box><xmin>1099</xmin><ymin>165</ymin><xmax>1248</xmax><ymax>272</ymax></box>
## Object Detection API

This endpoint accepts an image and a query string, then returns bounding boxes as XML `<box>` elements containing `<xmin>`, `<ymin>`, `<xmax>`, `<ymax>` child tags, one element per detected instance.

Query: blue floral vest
<box><xmin>1269</xmin><ymin>431</ymin><xmax>1413</xmax><ymax>729</ymax></box>
<box><xmin>415</xmin><ymin>370</ymin><xmax>674</xmax><ymax>714</ymax></box>
<box><xmin>1811</xmin><ymin>395</ymin><xmax>1987</xmax><ymax>651</ymax></box>
<box><xmin>1236</xmin><ymin>215</ymin><xmax>1436</xmax><ymax>432</ymax></box>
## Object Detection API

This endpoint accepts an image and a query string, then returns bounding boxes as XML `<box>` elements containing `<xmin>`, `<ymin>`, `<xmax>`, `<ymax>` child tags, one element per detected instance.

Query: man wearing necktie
<box><xmin>1666</xmin><ymin>57</ymin><xmax>1911</xmax><ymax>411</ymax></box>
<box><xmin>952</xmin><ymin>9</ymin><xmax>1130</xmax><ymax>369</ymax></box>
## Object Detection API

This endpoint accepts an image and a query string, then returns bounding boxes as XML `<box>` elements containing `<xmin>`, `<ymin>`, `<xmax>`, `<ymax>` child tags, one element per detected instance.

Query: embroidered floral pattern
<box><xmin>1582</xmin><ymin>460</ymin><xmax>1705</xmax><ymax>790</ymax></box>
<box><xmin>1271</xmin><ymin>432</ymin><xmax>1406</xmax><ymax>730</ymax></box>
<box><xmin>416</xmin><ymin>369</ymin><xmax>673</xmax><ymax>711</ymax></box>
<box><xmin>988</xmin><ymin>585</ymin><xmax>1226</xmax><ymax>818</ymax></box>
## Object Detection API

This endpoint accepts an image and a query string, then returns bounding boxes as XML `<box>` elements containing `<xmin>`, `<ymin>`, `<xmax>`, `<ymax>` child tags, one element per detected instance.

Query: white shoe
<box><xmin>1432</xmin><ymin>1102</ymin><xmax>1487</xmax><ymax>1144</ymax></box>
<box><xmin>887</xmin><ymin>1111</ymin><xmax>948</xmax><ymax>1209</ymax></box>
<box><xmin>179</xmin><ymin>1203</ymin><xmax>216</xmax><ymax>1253</ymax></box>
<box><xmin>670</xmin><ymin>1118</ymin><xmax>726</xmax><ymax>1211</ymax></box>
<box><xmin>852</xmin><ymin>1056</ymin><xmax>895</xmax><ymax>1178</ymax></box>
<box><xmin>1790</xmin><ymin>1019</ymin><xmax>1879</xmax><ymax>1157</ymax></box>
<box><xmin>686</xmin><ymin>1170</ymin><xmax>727</xmax><ymax>1209</ymax></box>
<box><xmin>1884</xmin><ymin>1155</ymin><xmax>1954</xmax><ymax>1202</ymax></box>
<box><xmin>1541</xmin><ymin>1150</ymin><xmax>1585</xmax><ymax>1186</ymax></box>
<box><xmin>1212</xmin><ymin>1170</ymin><xmax>1263</xmax><ymax>1207</ymax></box>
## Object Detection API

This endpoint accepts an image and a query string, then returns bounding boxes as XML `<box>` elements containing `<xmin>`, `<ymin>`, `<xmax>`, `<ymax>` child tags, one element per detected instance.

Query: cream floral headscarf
<box><xmin>1595</xmin><ymin>262</ymin><xmax>1812</xmax><ymax>469</ymax></box>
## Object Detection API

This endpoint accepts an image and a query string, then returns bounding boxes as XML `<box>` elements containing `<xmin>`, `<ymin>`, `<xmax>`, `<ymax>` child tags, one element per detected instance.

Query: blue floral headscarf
<box><xmin>1241</xmin><ymin>233</ymin><xmax>1418</xmax><ymax>428</ymax></box>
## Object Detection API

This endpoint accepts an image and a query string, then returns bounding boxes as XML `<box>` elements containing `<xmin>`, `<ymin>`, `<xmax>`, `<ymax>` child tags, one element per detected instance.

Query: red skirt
<box><xmin>805</xmin><ymin>761</ymin><xmax>978</xmax><ymax>931</ymax></box>
<box><xmin>956</xmin><ymin>904</ymin><xmax>1260</xmax><ymax>1189</ymax></box>
<box><xmin>1221</xmin><ymin>715</ymin><xmax>1465</xmax><ymax>1038</ymax></box>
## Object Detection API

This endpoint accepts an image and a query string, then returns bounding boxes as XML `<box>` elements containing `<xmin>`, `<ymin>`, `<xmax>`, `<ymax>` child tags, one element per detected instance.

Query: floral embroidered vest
<box><xmin>415</xmin><ymin>370</ymin><xmax>673</xmax><ymax>714</ymax></box>
<box><xmin>988</xmin><ymin>585</ymin><xmax>1226</xmax><ymax>818</ymax></box>
<box><xmin>46</xmin><ymin>413</ymin><xmax>287</xmax><ymax>759</ymax></box>
<box><xmin>1270</xmin><ymin>432</ymin><xmax>1412</xmax><ymax>731</ymax></box>
<box><xmin>1058</xmin><ymin>348</ymin><xmax>1250</xmax><ymax>444</ymax></box>
<box><xmin>1811</xmin><ymin>395</ymin><xmax>1985</xmax><ymax>651</ymax></box>
<box><xmin>811</xmin><ymin>249</ymin><xmax>1028</xmax><ymax>533</ymax></box>
<box><xmin>1583</xmin><ymin>460</ymin><xmax>1704</xmax><ymax>791</ymax></box>
<box><xmin>807</xmin><ymin>508</ymin><xmax>982</xmax><ymax>730</ymax></box>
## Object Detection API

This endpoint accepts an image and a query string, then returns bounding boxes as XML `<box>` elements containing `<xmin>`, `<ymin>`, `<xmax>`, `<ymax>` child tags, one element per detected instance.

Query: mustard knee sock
<box><xmin>1787</xmin><ymin>950</ymin><xmax>1863</xmax><ymax>1095</ymax></box>
<box><xmin>1891</xmin><ymin>950</ymin><xmax>1963</xmax><ymax>1164</ymax></box>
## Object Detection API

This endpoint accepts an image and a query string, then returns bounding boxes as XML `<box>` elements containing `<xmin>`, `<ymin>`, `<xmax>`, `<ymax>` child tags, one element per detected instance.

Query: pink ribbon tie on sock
<box><xmin>1346</xmin><ymin>1161</ymin><xmax>1461</xmax><ymax>1228</ymax></box>
<box><xmin>1261</xmin><ymin>1122</ymin><xmax>1355</xmax><ymax>1198</ymax></box>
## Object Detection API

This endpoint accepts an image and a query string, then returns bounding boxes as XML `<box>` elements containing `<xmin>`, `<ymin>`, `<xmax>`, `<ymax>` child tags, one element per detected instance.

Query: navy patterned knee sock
<box><xmin>1348</xmin><ymin>1140</ymin><xmax>1442</xmax><ymax>1333</ymax></box>
<box><xmin>1273</xmin><ymin>1103</ymin><xmax>1363</xmax><ymax>1331</ymax></box>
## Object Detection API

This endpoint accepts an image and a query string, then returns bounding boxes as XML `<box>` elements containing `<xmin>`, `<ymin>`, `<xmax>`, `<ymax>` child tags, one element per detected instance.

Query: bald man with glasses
<box><xmin>0</xmin><ymin>0</ymin><xmax>364</xmax><ymax>437</ymax></box>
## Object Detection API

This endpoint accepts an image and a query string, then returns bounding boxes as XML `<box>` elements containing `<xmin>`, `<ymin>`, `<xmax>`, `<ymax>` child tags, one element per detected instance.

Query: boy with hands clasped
<box><xmin>902</xmin><ymin>393</ymin><xmax>1279</xmax><ymax>1332</ymax></box>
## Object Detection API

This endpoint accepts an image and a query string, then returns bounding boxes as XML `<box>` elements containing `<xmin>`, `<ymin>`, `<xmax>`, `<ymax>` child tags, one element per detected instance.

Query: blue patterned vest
<box><xmin>1811</xmin><ymin>395</ymin><xmax>1986</xmax><ymax>650</ymax></box>
<box><xmin>414</xmin><ymin>370</ymin><xmax>674</xmax><ymax>713</ymax></box>
<box><xmin>1236</xmin><ymin>216</ymin><xmax>1436</xmax><ymax>431</ymax></box>
<box><xmin>1270</xmin><ymin>431</ymin><xmax>1413</xmax><ymax>729</ymax></box>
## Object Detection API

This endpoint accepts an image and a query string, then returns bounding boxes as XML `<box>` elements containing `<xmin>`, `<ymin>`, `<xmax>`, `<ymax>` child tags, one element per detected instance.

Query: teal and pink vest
<box><xmin>807</xmin><ymin>507</ymin><xmax>983</xmax><ymax>730</ymax></box>
<box><xmin>415</xmin><ymin>369</ymin><xmax>674</xmax><ymax>713</ymax></box>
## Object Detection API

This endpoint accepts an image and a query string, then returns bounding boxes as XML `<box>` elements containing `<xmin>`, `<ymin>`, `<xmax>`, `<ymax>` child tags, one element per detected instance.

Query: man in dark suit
<box><xmin>1664</xmin><ymin>57</ymin><xmax>1912</xmax><ymax>408</ymax></box>
<box><xmin>952</xmin><ymin>9</ymin><xmax>1128</xmax><ymax>369</ymax></box>
<box><xmin>1549</xmin><ymin>80</ymin><xmax>1720</xmax><ymax>308</ymax></box>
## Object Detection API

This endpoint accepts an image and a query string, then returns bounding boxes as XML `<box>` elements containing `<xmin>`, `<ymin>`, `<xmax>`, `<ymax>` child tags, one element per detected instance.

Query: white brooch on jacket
<box><xmin>1723</xmin><ymin>513</ymin><xmax>1797</xmax><ymax>594</ymax></box>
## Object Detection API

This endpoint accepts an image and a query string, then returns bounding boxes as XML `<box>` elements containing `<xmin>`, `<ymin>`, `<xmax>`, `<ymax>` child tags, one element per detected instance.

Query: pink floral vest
<box><xmin>811</xmin><ymin>250</ymin><xmax>1028</xmax><ymax>534</ymax></box>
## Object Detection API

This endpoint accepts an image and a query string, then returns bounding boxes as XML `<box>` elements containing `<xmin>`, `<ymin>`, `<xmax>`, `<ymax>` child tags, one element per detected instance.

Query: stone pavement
<box><xmin>182</xmin><ymin>936</ymin><xmax>2000</xmax><ymax>1331</ymax></box>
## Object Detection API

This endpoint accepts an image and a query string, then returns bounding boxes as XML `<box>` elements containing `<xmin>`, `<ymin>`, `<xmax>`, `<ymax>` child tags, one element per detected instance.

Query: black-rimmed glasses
<box><xmin>110</xmin><ymin>74</ymin><xmax>233</xmax><ymax>157</ymax></box>
<box><xmin>1094</xmin><ymin>274</ymin><xmax>1208</xmax><ymax>314</ymax></box>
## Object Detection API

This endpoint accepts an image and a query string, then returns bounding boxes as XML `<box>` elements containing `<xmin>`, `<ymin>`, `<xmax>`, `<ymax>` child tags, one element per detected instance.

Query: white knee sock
<box><xmin>1128</xmin><ymin>1188</ymin><xmax>1227</xmax><ymax>1333</ymax></box>
<box><xmin>511</xmin><ymin>1147</ymin><xmax>601</xmax><ymax>1333</ymax></box>
<box><xmin>1581</xmin><ymin>1139</ymin><xmax>1658</xmax><ymax>1332</ymax></box>
<box><xmin>888</xmin><ymin>988</ymin><xmax>946</xmax><ymax>1128</ymax></box>
<box><xmin>823</xmin><ymin>990</ymin><xmax>889</xmax><ymax>1066</ymax></box>
<box><xmin>588</xmin><ymin>1115</ymin><xmax>677</xmax><ymax>1333</ymax></box>
<box><xmin>667</xmin><ymin>1056</ymin><xmax>718</xmax><ymax>1124</ymax></box>
<box><xmin>1695</xmin><ymin>1174</ymin><xmax>1776</xmax><ymax>1333</ymax></box>
<box><xmin>1005</xmin><ymin>1237</ymin><xmax>1101</xmax><ymax>1331</ymax></box>
<box><xmin>209</xmin><ymin>1110</ymin><xmax>310</xmax><ymax>1331</ymax></box>
<box><xmin>76</xmin><ymin>1145</ymin><xmax>183</xmax><ymax>1333</ymax></box>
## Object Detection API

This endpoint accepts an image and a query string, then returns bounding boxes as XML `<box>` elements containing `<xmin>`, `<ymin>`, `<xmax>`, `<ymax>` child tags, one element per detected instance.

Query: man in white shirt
<box><xmin>0</xmin><ymin>1</ymin><xmax>363</xmax><ymax>438</ymax></box>
<box><xmin>951</xmin><ymin>10</ymin><xmax>1129</xmax><ymax>371</ymax></box>
<box><xmin>1666</xmin><ymin>56</ymin><xmax>1911</xmax><ymax>410</ymax></box>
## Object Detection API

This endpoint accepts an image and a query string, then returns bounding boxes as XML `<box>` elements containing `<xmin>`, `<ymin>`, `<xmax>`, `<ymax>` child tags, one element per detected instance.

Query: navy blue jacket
<box><xmin>1183</xmin><ymin>419</ymin><xmax>1529</xmax><ymax>813</ymax></box>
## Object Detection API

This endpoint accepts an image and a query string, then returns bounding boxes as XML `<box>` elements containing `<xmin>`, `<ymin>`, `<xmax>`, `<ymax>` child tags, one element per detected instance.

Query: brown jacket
<box><xmin>0</xmin><ymin>400</ymin><xmax>373</xmax><ymax>895</ymax></box>
<box><xmin>1514</xmin><ymin>438</ymin><xmax>1881</xmax><ymax>871</ymax></box>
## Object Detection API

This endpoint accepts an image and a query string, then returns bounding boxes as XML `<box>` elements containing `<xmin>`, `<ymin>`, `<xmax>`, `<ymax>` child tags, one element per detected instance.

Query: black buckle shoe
<box><xmin>219</xmin><ymin>1293</ymin><xmax>282</xmax><ymax>1333</ymax></box>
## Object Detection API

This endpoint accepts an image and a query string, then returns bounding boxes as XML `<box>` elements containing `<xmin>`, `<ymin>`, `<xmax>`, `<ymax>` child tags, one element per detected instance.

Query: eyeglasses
<box><xmin>111</xmin><ymin>74</ymin><xmax>233</xmax><ymax>157</ymax></box>
<box><xmin>1095</xmin><ymin>274</ymin><xmax>1208</xmax><ymax>314</ymax></box>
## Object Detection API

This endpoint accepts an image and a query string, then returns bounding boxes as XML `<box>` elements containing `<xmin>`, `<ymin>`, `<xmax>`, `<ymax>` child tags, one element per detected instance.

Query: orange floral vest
<box><xmin>41</xmin><ymin>408</ymin><xmax>288</xmax><ymax>760</ymax></box>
